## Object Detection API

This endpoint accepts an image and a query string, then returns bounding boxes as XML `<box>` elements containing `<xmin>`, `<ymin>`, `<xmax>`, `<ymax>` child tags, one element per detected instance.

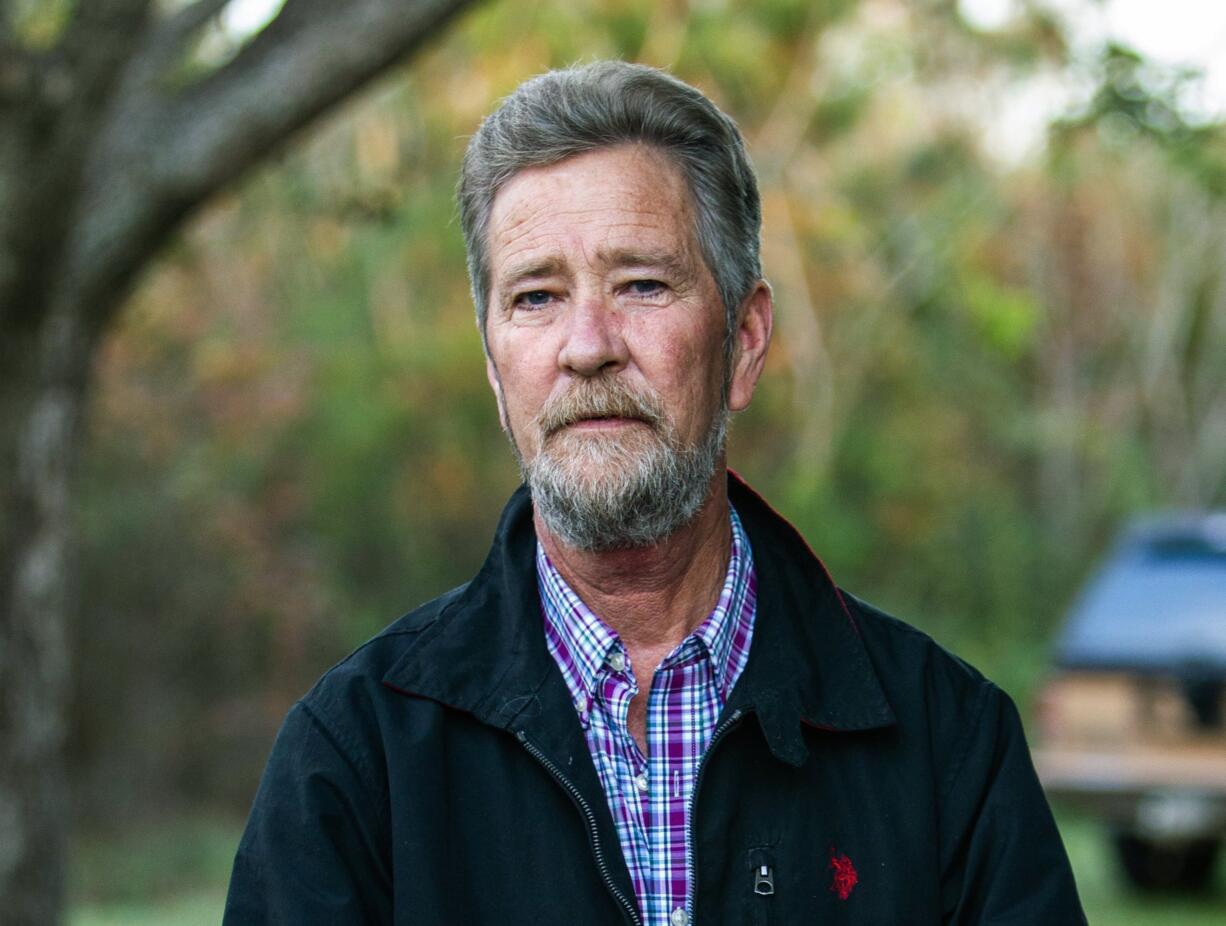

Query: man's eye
<box><xmin>627</xmin><ymin>279</ymin><xmax>666</xmax><ymax>297</ymax></box>
<box><xmin>514</xmin><ymin>290</ymin><xmax>552</xmax><ymax>309</ymax></box>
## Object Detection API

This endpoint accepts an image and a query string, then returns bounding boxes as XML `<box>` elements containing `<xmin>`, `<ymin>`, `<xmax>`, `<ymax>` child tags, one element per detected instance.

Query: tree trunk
<box><xmin>0</xmin><ymin>0</ymin><xmax>480</xmax><ymax>918</ymax></box>
<box><xmin>0</xmin><ymin>305</ymin><xmax>92</xmax><ymax>923</ymax></box>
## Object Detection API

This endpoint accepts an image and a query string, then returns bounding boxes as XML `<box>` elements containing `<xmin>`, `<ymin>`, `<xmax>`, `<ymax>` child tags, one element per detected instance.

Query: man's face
<box><xmin>483</xmin><ymin>144</ymin><xmax>761</xmax><ymax>549</ymax></box>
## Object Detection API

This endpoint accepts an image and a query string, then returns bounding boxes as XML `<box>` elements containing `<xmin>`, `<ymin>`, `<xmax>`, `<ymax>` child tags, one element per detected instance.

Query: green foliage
<box><xmin>10</xmin><ymin>0</ymin><xmax>73</xmax><ymax>48</ymax></box>
<box><xmin>958</xmin><ymin>270</ymin><xmax>1039</xmax><ymax>357</ymax></box>
<box><xmin>1054</xmin><ymin>44</ymin><xmax>1226</xmax><ymax>196</ymax></box>
<box><xmin>72</xmin><ymin>0</ymin><xmax>1226</xmax><ymax>885</ymax></box>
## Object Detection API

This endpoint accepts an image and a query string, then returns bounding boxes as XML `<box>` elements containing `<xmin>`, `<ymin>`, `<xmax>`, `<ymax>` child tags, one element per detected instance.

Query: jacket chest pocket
<box><xmin>741</xmin><ymin>846</ymin><xmax>776</xmax><ymax>926</ymax></box>
<box><xmin>733</xmin><ymin>844</ymin><xmax>879</xmax><ymax>925</ymax></box>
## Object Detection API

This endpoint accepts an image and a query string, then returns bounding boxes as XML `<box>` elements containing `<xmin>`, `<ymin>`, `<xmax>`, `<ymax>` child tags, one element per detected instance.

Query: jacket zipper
<box><xmin>516</xmin><ymin>730</ymin><xmax>643</xmax><ymax>926</ymax></box>
<box><xmin>687</xmin><ymin>708</ymin><xmax>746</xmax><ymax>923</ymax></box>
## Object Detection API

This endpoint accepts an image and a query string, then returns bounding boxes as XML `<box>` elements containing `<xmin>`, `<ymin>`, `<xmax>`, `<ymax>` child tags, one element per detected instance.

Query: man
<box><xmin>225</xmin><ymin>61</ymin><xmax>1085</xmax><ymax>924</ymax></box>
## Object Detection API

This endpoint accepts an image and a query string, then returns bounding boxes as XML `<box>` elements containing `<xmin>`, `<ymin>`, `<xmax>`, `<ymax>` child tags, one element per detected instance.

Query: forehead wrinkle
<box><xmin>487</xmin><ymin>144</ymin><xmax>701</xmax><ymax>296</ymax></box>
<box><xmin>490</xmin><ymin>202</ymin><xmax>621</xmax><ymax>268</ymax></box>
<box><xmin>496</xmin><ymin>214</ymin><xmax>686</xmax><ymax>284</ymax></box>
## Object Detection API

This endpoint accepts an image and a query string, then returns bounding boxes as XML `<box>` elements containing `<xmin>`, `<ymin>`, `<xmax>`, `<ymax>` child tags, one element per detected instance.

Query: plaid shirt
<box><xmin>537</xmin><ymin>507</ymin><xmax>757</xmax><ymax>926</ymax></box>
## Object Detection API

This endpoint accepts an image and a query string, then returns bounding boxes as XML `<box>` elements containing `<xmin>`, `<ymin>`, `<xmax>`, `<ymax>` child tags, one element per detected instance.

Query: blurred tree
<box><xmin>28</xmin><ymin>0</ymin><xmax>1226</xmax><ymax>916</ymax></box>
<box><xmin>0</xmin><ymin>0</ymin><xmax>478</xmax><ymax>921</ymax></box>
<box><xmin>69</xmin><ymin>0</ymin><xmax>1092</xmax><ymax>840</ymax></box>
<box><xmin>70</xmin><ymin>0</ymin><xmax>1094</xmax><ymax>833</ymax></box>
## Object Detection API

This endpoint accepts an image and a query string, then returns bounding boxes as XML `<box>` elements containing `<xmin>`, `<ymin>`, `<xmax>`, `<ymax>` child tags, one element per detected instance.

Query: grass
<box><xmin>67</xmin><ymin>812</ymin><xmax>1224</xmax><ymax>924</ymax></box>
<box><xmin>68</xmin><ymin>816</ymin><xmax>240</xmax><ymax>926</ymax></box>
<box><xmin>1056</xmin><ymin>812</ymin><xmax>1226</xmax><ymax>925</ymax></box>
<box><xmin>71</xmin><ymin>890</ymin><xmax>229</xmax><ymax>926</ymax></box>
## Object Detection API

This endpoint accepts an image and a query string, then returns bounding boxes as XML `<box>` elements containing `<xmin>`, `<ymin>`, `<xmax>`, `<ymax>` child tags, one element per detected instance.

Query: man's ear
<box><xmin>727</xmin><ymin>281</ymin><xmax>774</xmax><ymax>413</ymax></box>
<box><xmin>485</xmin><ymin>355</ymin><xmax>509</xmax><ymax>431</ymax></box>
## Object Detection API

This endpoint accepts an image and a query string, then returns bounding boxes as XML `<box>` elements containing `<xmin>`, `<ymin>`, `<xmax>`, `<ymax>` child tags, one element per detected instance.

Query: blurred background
<box><xmin>3</xmin><ymin>0</ymin><xmax>1224</xmax><ymax>922</ymax></box>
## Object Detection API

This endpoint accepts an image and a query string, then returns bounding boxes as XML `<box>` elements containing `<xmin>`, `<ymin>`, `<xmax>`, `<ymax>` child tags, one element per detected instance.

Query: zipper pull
<box><xmin>753</xmin><ymin>864</ymin><xmax>775</xmax><ymax>896</ymax></box>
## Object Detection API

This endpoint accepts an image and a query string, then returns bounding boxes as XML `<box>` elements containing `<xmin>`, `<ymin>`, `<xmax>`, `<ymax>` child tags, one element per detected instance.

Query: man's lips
<box><xmin>563</xmin><ymin>415</ymin><xmax>647</xmax><ymax>431</ymax></box>
<box><xmin>545</xmin><ymin>414</ymin><xmax>652</xmax><ymax>436</ymax></box>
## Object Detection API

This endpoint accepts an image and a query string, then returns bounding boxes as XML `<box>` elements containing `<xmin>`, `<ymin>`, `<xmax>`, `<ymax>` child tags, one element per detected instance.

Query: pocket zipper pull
<box><xmin>754</xmin><ymin>864</ymin><xmax>775</xmax><ymax>896</ymax></box>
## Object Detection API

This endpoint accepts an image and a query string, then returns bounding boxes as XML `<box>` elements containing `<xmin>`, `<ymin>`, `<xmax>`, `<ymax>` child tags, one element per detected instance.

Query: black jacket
<box><xmin>224</xmin><ymin>475</ymin><xmax>1085</xmax><ymax>924</ymax></box>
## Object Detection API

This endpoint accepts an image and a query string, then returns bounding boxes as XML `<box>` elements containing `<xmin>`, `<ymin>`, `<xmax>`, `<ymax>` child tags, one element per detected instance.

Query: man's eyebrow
<box><xmin>598</xmin><ymin>248</ymin><xmax>691</xmax><ymax>277</ymax></box>
<box><xmin>497</xmin><ymin>258</ymin><xmax>566</xmax><ymax>292</ymax></box>
<box><xmin>495</xmin><ymin>249</ymin><xmax>691</xmax><ymax>295</ymax></box>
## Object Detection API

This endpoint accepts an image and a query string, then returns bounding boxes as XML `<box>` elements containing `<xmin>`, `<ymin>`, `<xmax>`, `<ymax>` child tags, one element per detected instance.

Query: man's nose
<box><xmin>557</xmin><ymin>294</ymin><xmax>628</xmax><ymax>377</ymax></box>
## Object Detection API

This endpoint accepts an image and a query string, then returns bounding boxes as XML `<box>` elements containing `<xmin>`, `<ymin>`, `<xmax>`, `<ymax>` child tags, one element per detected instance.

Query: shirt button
<box><xmin>634</xmin><ymin>773</ymin><xmax>649</xmax><ymax>793</ymax></box>
<box><xmin>670</xmin><ymin>907</ymin><xmax>689</xmax><ymax>926</ymax></box>
<box><xmin>606</xmin><ymin>651</ymin><xmax>626</xmax><ymax>673</ymax></box>
<box><xmin>573</xmin><ymin>694</ymin><xmax>589</xmax><ymax>714</ymax></box>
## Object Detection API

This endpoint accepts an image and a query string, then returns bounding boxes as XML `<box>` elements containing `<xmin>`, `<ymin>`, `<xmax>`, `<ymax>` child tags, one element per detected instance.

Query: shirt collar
<box><xmin>537</xmin><ymin>505</ymin><xmax>757</xmax><ymax>713</ymax></box>
<box><xmin>381</xmin><ymin>474</ymin><xmax>896</xmax><ymax>765</ymax></box>
<box><xmin>681</xmin><ymin>506</ymin><xmax>756</xmax><ymax>699</ymax></box>
<box><xmin>537</xmin><ymin>542</ymin><xmax>620</xmax><ymax>719</ymax></box>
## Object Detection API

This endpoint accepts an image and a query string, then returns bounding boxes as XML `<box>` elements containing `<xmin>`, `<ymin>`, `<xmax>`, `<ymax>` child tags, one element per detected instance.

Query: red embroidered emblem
<box><xmin>828</xmin><ymin>850</ymin><xmax>858</xmax><ymax>900</ymax></box>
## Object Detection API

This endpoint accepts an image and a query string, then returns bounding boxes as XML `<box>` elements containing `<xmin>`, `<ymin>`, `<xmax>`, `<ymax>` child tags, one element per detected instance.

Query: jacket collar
<box><xmin>382</xmin><ymin>472</ymin><xmax>895</xmax><ymax>766</ymax></box>
<box><xmin>721</xmin><ymin>474</ymin><xmax>896</xmax><ymax>764</ymax></box>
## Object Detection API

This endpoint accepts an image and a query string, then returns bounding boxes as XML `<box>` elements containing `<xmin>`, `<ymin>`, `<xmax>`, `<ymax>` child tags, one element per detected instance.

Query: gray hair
<box><xmin>458</xmin><ymin>61</ymin><xmax>762</xmax><ymax>360</ymax></box>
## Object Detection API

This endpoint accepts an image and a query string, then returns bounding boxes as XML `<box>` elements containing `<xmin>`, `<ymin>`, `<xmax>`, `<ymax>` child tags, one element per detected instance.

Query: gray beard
<box><xmin>522</xmin><ymin>411</ymin><xmax>726</xmax><ymax>551</ymax></box>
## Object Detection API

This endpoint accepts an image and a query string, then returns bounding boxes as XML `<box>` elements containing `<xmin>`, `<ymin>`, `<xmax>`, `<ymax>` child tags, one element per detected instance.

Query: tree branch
<box><xmin>0</xmin><ymin>0</ymin><xmax>12</xmax><ymax>51</ymax></box>
<box><xmin>54</xmin><ymin>0</ymin><xmax>481</xmax><ymax>336</ymax></box>
<box><xmin>158</xmin><ymin>0</ymin><xmax>480</xmax><ymax>194</ymax></box>
<box><xmin>126</xmin><ymin>0</ymin><xmax>232</xmax><ymax>90</ymax></box>
<box><xmin>59</xmin><ymin>0</ymin><xmax>156</xmax><ymax>98</ymax></box>
<box><xmin>0</xmin><ymin>1</ymin><xmax>161</xmax><ymax>332</ymax></box>
<box><xmin>0</xmin><ymin>43</ymin><xmax>33</xmax><ymax>106</ymax></box>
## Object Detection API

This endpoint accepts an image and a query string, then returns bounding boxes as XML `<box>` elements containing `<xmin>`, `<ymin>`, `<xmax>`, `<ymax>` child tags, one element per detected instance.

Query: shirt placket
<box><xmin>597</xmin><ymin>662</ymin><xmax>652</xmax><ymax>905</ymax></box>
<box><xmin>536</xmin><ymin>507</ymin><xmax>755</xmax><ymax>926</ymax></box>
<box><xmin>647</xmin><ymin>647</ymin><xmax>712</xmax><ymax>926</ymax></box>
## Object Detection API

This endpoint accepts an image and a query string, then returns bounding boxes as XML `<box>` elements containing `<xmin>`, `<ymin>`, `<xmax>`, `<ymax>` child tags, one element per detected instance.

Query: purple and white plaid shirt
<box><xmin>537</xmin><ymin>506</ymin><xmax>757</xmax><ymax>926</ymax></box>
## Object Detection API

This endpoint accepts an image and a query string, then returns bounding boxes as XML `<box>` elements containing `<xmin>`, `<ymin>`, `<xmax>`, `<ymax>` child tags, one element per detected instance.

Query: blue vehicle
<box><xmin>1034</xmin><ymin>513</ymin><xmax>1226</xmax><ymax>891</ymax></box>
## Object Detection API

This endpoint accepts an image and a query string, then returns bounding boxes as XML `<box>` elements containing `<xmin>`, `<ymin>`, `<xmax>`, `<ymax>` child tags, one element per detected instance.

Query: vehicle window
<box><xmin>1056</xmin><ymin>542</ymin><xmax>1226</xmax><ymax>671</ymax></box>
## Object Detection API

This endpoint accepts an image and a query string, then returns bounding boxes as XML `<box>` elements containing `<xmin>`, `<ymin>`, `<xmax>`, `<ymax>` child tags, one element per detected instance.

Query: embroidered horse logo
<box><xmin>829</xmin><ymin>849</ymin><xmax>858</xmax><ymax>900</ymax></box>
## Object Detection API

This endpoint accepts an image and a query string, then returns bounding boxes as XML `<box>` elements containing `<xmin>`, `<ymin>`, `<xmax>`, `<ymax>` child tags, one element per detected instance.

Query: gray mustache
<box><xmin>536</xmin><ymin>378</ymin><xmax>665</xmax><ymax>437</ymax></box>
